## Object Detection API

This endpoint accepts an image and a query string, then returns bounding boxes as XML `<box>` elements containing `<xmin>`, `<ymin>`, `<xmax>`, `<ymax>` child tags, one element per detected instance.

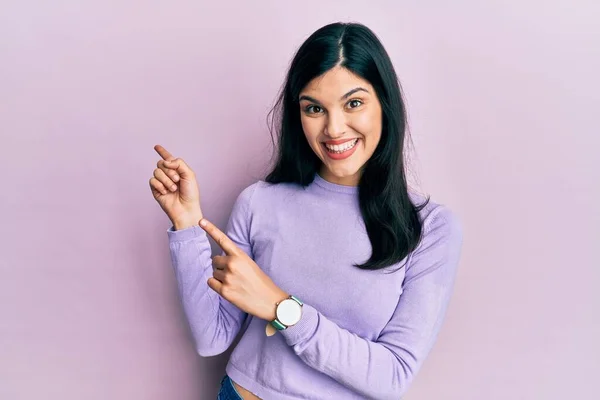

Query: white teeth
<box><xmin>325</xmin><ymin>139</ymin><xmax>359</xmax><ymax>153</ymax></box>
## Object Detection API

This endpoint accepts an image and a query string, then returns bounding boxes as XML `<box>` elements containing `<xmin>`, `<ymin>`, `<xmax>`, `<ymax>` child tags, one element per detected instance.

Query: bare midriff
<box><xmin>232</xmin><ymin>380</ymin><xmax>262</xmax><ymax>400</ymax></box>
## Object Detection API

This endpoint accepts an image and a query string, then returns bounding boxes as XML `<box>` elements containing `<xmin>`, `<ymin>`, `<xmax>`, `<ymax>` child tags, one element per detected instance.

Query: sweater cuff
<box><xmin>279</xmin><ymin>303</ymin><xmax>319</xmax><ymax>347</ymax></box>
<box><xmin>166</xmin><ymin>225</ymin><xmax>207</xmax><ymax>242</ymax></box>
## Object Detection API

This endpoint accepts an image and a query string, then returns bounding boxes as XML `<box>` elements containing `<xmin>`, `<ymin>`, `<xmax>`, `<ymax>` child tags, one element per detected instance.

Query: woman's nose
<box><xmin>324</xmin><ymin>112</ymin><xmax>347</xmax><ymax>138</ymax></box>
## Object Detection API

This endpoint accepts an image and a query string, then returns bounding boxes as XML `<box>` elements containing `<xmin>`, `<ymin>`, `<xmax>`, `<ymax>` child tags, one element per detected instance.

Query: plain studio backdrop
<box><xmin>1</xmin><ymin>1</ymin><xmax>598</xmax><ymax>399</ymax></box>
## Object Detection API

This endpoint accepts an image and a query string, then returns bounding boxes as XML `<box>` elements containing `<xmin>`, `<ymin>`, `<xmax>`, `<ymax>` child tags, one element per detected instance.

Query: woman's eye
<box><xmin>306</xmin><ymin>105</ymin><xmax>323</xmax><ymax>114</ymax></box>
<box><xmin>347</xmin><ymin>99</ymin><xmax>363</xmax><ymax>109</ymax></box>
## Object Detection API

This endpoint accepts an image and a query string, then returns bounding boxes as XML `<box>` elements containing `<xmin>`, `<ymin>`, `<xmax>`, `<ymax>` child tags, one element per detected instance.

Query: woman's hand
<box><xmin>199</xmin><ymin>218</ymin><xmax>289</xmax><ymax>322</ymax></box>
<box><xmin>149</xmin><ymin>145</ymin><xmax>203</xmax><ymax>230</ymax></box>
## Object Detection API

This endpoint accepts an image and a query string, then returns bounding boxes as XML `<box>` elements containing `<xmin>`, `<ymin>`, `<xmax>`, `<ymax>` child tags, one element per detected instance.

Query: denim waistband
<box><xmin>217</xmin><ymin>374</ymin><xmax>243</xmax><ymax>400</ymax></box>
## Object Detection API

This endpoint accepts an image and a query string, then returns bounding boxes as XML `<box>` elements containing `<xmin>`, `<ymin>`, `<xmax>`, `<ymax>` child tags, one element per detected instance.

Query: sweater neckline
<box><xmin>312</xmin><ymin>173</ymin><xmax>359</xmax><ymax>195</ymax></box>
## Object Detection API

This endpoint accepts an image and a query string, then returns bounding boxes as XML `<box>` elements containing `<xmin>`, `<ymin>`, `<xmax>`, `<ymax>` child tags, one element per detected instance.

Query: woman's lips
<box><xmin>322</xmin><ymin>139</ymin><xmax>360</xmax><ymax>160</ymax></box>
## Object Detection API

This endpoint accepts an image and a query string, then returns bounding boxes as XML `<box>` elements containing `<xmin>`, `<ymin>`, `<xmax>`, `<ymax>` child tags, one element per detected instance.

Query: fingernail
<box><xmin>173</xmin><ymin>175</ymin><xmax>179</xmax><ymax>182</ymax></box>
<box><xmin>170</xmin><ymin>185</ymin><xmax>177</xmax><ymax>191</ymax></box>
<box><xmin>200</xmin><ymin>219</ymin><xmax>207</xmax><ymax>227</ymax></box>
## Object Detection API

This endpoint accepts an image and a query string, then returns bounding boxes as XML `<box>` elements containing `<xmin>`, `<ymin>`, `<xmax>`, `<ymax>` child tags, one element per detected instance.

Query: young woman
<box><xmin>149</xmin><ymin>22</ymin><xmax>463</xmax><ymax>400</ymax></box>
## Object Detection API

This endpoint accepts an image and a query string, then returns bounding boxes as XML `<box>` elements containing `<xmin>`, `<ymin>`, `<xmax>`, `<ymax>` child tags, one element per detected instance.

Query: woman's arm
<box><xmin>167</xmin><ymin>184</ymin><xmax>257</xmax><ymax>357</ymax></box>
<box><xmin>278</xmin><ymin>206</ymin><xmax>464</xmax><ymax>399</ymax></box>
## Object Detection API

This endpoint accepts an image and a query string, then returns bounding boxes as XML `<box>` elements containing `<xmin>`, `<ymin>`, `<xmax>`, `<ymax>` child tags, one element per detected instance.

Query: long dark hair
<box><xmin>264</xmin><ymin>22</ymin><xmax>429</xmax><ymax>272</ymax></box>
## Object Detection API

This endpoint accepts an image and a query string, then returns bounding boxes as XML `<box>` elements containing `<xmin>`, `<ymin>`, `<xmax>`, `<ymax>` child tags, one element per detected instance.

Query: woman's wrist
<box><xmin>263</xmin><ymin>288</ymin><xmax>290</xmax><ymax>321</ymax></box>
<box><xmin>172</xmin><ymin>212</ymin><xmax>203</xmax><ymax>231</ymax></box>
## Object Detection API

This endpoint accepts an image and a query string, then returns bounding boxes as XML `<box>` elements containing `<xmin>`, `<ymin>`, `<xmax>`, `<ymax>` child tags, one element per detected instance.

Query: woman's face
<box><xmin>299</xmin><ymin>66</ymin><xmax>383</xmax><ymax>186</ymax></box>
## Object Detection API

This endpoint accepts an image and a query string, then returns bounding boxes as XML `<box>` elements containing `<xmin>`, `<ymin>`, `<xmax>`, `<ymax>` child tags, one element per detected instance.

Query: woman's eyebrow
<box><xmin>298</xmin><ymin>95</ymin><xmax>321</xmax><ymax>105</ymax></box>
<box><xmin>299</xmin><ymin>87</ymin><xmax>370</xmax><ymax>105</ymax></box>
<box><xmin>341</xmin><ymin>87</ymin><xmax>369</xmax><ymax>100</ymax></box>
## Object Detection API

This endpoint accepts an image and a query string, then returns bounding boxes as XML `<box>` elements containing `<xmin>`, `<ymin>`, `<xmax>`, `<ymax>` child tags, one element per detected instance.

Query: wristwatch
<box><xmin>270</xmin><ymin>295</ymin><xmax>303</xmax><ymax>331</ymax></box>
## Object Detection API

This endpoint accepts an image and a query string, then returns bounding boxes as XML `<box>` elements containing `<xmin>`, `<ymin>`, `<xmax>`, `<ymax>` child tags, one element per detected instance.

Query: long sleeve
<box><xmin>278</xmin><ymin>206</ymin><xmax>464</xmax><ymax>399</ymax></box>
<box><xmin>167</xmin><ymin>184</ymin><xmax>257</xmax><ymax>357</ymax></box>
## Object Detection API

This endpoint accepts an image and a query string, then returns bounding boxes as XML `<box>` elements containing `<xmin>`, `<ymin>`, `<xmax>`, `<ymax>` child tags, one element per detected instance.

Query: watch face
<box><xmin>276</xmin><ymin>299</ymin><xmax>302</xmax><ymax>326</ymax></box>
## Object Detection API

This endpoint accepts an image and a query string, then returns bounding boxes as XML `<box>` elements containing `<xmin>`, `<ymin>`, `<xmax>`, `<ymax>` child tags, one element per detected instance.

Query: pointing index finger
<box><xmin>199</xmin><ymin>219</ymin><xmax>239</xmax><ymax>256</ymax></box>
<box><xmin>154</xmin><ymin>144</ymin><xmax>175</xmax><ymax>161</ymax></box>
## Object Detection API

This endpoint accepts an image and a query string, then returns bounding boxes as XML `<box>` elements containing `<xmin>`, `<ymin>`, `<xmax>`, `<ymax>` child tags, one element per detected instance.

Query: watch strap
<box><xmin>270</xmin><ymin>318</ymin><xmax>287</xmax><ymax>331</ymax></box>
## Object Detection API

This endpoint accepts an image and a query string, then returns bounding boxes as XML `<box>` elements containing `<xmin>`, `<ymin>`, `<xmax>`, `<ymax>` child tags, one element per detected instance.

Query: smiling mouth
<box><xmin>320</xmin><ymin>138</ymin><xmax>361</xmax><ymax>161</ymax></box>
<box><xmin>322</xmin><ymin>138</ymin><xmax>360</xmax><ymax>154</ymax></box>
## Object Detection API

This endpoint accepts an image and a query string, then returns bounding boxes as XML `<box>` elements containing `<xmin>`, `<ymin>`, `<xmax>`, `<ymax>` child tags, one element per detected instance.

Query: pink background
<box><xmin>1</xmin><ymin>1</ymin><xmax>598</xmax><ymax>399</ymax></box>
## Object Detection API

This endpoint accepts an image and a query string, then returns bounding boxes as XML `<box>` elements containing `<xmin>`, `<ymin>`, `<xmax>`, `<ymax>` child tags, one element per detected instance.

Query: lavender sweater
<box><xmin>167</xmin><ymin>173</ymin><xmax>463</xmax><ymax>399</ymax></box>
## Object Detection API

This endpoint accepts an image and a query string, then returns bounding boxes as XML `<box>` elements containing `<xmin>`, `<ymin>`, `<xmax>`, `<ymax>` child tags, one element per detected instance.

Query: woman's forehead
<box><xmin>301</xmin><ymin>67</ymin><xmax>372</xmax><ymax>98</ymax></box>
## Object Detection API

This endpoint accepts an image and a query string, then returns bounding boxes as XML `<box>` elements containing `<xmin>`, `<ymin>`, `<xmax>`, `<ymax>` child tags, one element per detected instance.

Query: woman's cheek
<box><xmin>352</xmin><ymin>110</ymin><xmax>381</xmax><ymax>143</ymax></box>
<box><xmin>354</xmin><ymin>110</ymin><xmax>375</xmax><ymax>131</ymax></box>
<box><xmin>302</xmin><ymin>118</ymin><xmax>322</xmax><ymax>143</ymax></box>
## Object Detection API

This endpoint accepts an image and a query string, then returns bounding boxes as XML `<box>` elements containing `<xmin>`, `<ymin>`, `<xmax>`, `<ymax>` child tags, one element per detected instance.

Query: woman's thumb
<box><xmin>164</xmin><ymin>158</ymin><xmax>194</xmax><ymax>179</ymax></box>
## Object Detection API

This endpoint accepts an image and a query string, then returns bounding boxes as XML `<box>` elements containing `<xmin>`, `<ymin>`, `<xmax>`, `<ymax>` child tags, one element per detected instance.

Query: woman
<box><xmin>149</xmin><ymin>22</ymin><xmax>463</xmax><ymax>400</ymax></box>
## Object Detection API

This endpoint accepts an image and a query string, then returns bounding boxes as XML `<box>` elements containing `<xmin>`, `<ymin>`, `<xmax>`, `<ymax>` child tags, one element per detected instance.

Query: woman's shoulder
<box><xmin>237</xmin><ymin>178</ymin><xmax>286</xmax><ymax>197</ymax></box>
<box><xmin>233</xmin><ymin>178</ymin><xmax>299</xmax><ymax>211</ymax></box>
<box><xmin>408</xmin><ymin>190</ymin><xmax>463</xmax><ymax>241</ymax></box>
<box><xmin>242</xmin><ymin>177</ymin><xmax>309</xmax><ymax>198</ymax></box>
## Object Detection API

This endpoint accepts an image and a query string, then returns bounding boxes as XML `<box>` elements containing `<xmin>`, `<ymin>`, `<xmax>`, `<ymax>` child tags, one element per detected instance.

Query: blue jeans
<box><xmin>217</xmin><ymin>374</ymin><xmax>243</xmax><ymax>400</ymax></box>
